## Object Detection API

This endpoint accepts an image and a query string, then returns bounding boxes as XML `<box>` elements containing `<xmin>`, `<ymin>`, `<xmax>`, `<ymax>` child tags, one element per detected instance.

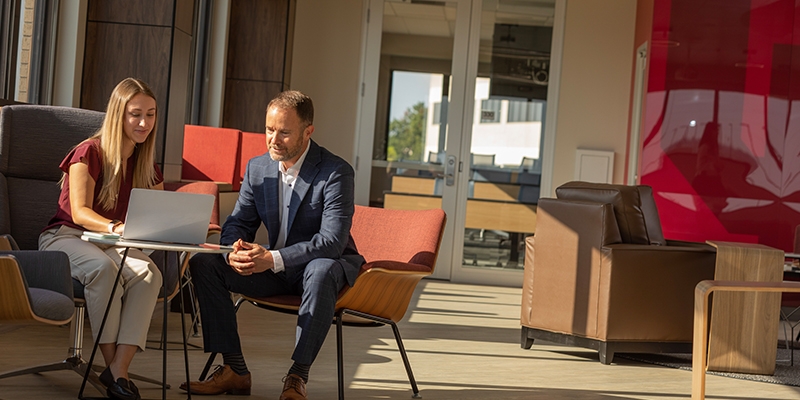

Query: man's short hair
<box><xmin>268</xmin><ymin>90</ymin><xmax>314</xmax><ymax>126</ymax></box>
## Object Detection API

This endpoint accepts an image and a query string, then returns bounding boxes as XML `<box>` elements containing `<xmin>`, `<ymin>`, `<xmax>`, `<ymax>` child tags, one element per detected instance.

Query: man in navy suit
<box><xmin>181</xmin><ymin>91</ymin><xmax>364</xmax><ymax>400</ymax></box>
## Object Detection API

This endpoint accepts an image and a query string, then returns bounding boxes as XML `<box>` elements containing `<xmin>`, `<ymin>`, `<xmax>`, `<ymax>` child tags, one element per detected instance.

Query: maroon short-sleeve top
<box><xmin>43</xmin><ymin>139</ymin><xmax>164</xmax><ymax>232</ymax></box>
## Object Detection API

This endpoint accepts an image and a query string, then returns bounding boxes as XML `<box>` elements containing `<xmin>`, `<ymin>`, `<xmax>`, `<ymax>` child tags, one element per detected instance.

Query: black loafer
<box><xmin>99</xmin><ymin>367</ymin><xmax>114</xmax><ymax>387</ymax></box>
<box><xmin>128</xmin><ymin>379</ymin><xmax>139</xmax><ymax>396</ymax></box>
<box><xmin>99</xmin><ymin>367</ymin><xmax>140</xmax><ymax>400</ymax></box>
<box><xmin>107</xmin><ymin>378</ymin><xmax>140</xmax><ymax>400</ymax></box>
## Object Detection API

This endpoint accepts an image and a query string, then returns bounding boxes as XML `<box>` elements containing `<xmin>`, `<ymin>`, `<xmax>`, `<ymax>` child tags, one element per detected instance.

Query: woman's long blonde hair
<box><xmin>78</xmin><ymin>78</ymin><xmax>160</xmax><ymax>210</ymax></box>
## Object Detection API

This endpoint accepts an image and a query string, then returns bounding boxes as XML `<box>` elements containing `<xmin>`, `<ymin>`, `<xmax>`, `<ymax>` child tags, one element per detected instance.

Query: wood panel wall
<box><xmin>81</xmin><ymin>0</ymin><xmax>194</xmax><ymax>181</ymax></box>
<box><xmin>223</xmin><ymin>0</ymin><xmax>295</xmax><ymax>133</ymax></box>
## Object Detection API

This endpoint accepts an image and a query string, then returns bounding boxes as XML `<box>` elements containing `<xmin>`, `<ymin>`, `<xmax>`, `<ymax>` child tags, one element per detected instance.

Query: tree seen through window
<box><xmin>387</xmin><ymin>102</ymin><xmax>427</xmax><ymax>162</ymax></box>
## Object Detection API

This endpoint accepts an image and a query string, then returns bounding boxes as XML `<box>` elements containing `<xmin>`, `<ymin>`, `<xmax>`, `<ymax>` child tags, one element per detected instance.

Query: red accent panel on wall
<box><xmin>641</xmin><ymin>0</ymin><xmax>800</xmax><ymax>251</ymax></box>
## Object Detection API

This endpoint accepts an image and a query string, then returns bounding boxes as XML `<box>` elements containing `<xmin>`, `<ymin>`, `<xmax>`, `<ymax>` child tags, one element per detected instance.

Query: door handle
<box><xmin>445</xmin><ymin>155</ymin><xmax>456</xmax><ymax>186</ymax></box>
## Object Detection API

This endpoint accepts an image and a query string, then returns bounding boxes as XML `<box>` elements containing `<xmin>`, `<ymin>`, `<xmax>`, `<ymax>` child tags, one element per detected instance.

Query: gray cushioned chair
<box><xmin>0</xmin><ymin>238</ymin><xmax>74</xmax><ymax>326</ymax></box>
<box><xmin>0</xmin><ymin>105</ymin><xmax>173</xmax><ymax>392</ymax></box>
<box><xmin>0</xmin><ymin>247</ymin><xmax>76</xmax><ymax>389</ymax></box>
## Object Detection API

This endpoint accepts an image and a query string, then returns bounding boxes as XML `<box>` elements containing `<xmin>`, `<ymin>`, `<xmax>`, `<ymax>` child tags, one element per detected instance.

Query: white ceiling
<box><xmin>382</xmin><ymin>0</ymin><xmax>555</xmax><ymax>39</ymax></box>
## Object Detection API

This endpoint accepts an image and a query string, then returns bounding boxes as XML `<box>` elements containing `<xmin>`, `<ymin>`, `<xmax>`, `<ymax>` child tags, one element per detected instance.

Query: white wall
<box><xmin>291</xmin><ymin>0</ymin><xmax>639</xmax><ymax>196</ymax></box>
<box><xmin>550</xmin><ymin>0</ymin><xmax>637</xmax><ymax>191</ymax></box>
<box><xmin>290</xmin><ymin>0</ymin><xmax>365</xmax><ymax>165</ymax></box>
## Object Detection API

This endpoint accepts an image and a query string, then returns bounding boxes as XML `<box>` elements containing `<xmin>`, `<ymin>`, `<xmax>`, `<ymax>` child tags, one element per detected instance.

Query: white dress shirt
<box><xmin>270</xmin><ymin>141</ymin><xmax>311</xmax><ymax>272</ymax></box>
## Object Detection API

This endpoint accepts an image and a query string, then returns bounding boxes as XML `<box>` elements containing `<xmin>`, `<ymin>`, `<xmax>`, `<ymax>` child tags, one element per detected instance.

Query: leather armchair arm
<box><xmin>665</xmin><ymin>239</ymin><xmax>715</xmax><ymax>249</ymax></box>
<box><xmin>598</xmin><ymin>243</ymin><xmax>716</xmax><ymax>341</ymax></box>
<box><xmin>522</xmin><ymin>198</ymin><xmax>620</xmax><ymax>330</ymax></box>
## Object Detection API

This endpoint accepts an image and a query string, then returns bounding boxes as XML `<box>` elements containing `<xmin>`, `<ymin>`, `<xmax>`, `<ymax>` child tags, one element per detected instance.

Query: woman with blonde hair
<box><xmin>39</xmin><ymin>77</ymin><xmax>164</xmax><ymax>400</ymax></box>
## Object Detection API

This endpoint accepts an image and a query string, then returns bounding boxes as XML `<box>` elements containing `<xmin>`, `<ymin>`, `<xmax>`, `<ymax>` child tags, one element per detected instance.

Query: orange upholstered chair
<box><xmin>238</xmin><ymin>131</ymin><xmax>268</xmax><ymax>185</ymax></box>
<box><xmin>157</xmin><ymin>181</ymin><xmax>222</xmax><ymax>351</ymax></box>
<box><xmin>199</xmin><ymin>205</ymin><xmax>446</xmax><ymax>400</ymax></box>
<box><xmin>181</xmin><ymin>125</ymin><xmax>242</xmax><ymax>191</ymax></box>
<box><xmin>164</xmin><ymin>181</ymin><xmax>222</xmax><ymax>235</ymax></box>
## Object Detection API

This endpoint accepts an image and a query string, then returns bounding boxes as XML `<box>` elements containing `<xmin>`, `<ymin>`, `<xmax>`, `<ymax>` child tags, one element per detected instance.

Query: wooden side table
<box><xmin>705</xmin><ymin>241</ymin><xmax>783</xmax><ymax>374</ymax></box>
<box><xmin>692</xmin><ymin>280</ymin><xmax>800</xmax><ymax>400</ymax></box>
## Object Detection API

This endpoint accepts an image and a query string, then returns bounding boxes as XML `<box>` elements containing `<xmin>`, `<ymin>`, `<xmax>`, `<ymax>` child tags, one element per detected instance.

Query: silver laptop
<box><xmin>122</xmin><ymin>188</ymin><xmax>214</xmax><ymax>245</ymax></box>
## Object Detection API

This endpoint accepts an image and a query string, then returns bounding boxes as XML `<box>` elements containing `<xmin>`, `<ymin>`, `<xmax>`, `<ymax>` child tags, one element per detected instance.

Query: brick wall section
<box><xmin>17</xmin><ymin>0</ymin><xmax>34</xmax><ymax>102</ymax></box>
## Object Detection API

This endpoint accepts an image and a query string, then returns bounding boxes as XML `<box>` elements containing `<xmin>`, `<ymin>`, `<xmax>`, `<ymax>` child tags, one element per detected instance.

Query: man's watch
<box><xmin>108</xmin><ymin>219</ymin><xmax>121</xmax><ymax>233</ymax></box>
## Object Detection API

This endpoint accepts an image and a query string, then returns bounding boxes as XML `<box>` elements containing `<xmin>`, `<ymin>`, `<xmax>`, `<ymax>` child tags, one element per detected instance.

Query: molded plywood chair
<box><xmin>164</xmin><ymin>181</ymin><xmax>222</xmax><ymax>236</ymax></box>
<box><xmin>148</xmin><ymin>180</ymin><xmax>221</xmax><ymax>350</ymax></box>
<box><xmin>0</xmin><ymin>105</ymin><xmax>113</xmax><ymax>391</ymax></box>
<box><xmin>0</xmin><ymin>105</ymin><xmax>165</xmax><ymax>392</ymax></box>
<box><xmin>0</xmin><ymin>251</ymin><xmax>78</xmax><ymax>388</ymax></box>
<box><xmin>162</xmin><ymin>180</ymin><xmax>221</xmax><ymax>341</ymax></box>
<box><xmin>0</xmin><ymin>105</ymin><xmax>221</xmax><ymax>393</ymax></box>
<box><xmin>0</xmin><ymin>242</ymin><xmax>81</xmax><ymax>379</ymax></box>
<box><xmin>0</xmin><ymin>249</ymin><xmax>74</xmax><ymax>331</ymax></box>
<box><xmin>200</xmin><ymin>205</ymin><xmax>447</xmax><ymax>400</ymax></box>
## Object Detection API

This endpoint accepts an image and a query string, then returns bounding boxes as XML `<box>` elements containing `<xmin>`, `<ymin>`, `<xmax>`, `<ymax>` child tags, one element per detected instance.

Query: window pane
<box><xmin>508</xmin><ymin>100</ymin><xmax>543</xmax><ymax>122</ymax></box>
<box><xmin>480</xmin><ymin>99</ymin><xmax>501</xmax><ymax>123</ymax></box>
<box><xmin>383</xmin><ymin>71</ymin><xmax>449</xmax><ymax>165</ymax></box>
<box><xmin>432</xmin><ymin>102</ymin><xmax>441</xmax><ymax>124</ymax></box>
<box><xmin>464</xmin><ymin>6</ymin><xmax>553</xmax><ymax>271</ymax></box>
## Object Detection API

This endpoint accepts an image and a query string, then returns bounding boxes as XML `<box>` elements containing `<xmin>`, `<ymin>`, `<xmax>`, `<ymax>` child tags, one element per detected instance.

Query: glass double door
<box><xmin>360</xmin><ymin>0</ymin><xmax>554</xmax><ymax>286</ymax></box>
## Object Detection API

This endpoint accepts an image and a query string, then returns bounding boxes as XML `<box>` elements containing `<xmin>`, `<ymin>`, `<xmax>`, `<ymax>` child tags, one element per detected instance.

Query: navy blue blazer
<box><xmin>220</xmin><ymin>140</ymin><xmax>364</xmax><ymax>286</ymax></box>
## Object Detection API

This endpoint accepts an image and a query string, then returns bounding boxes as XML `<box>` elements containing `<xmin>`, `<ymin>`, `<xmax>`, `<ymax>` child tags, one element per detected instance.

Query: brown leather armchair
<box><xmin>520</xmin><ymin>181</ymin><xmax>717</xmax><ymax>364</ymax></box>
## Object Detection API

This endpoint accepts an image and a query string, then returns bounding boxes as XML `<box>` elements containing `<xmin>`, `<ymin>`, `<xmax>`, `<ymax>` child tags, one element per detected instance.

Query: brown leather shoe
<box><xmin>179</xmin><ymin>365</ymin><xmax>251</xmax><ymax>395</ymax></box>
<box><xmin>279</xmin><ymin>374</ymin><xmax>307</xmax><ymax>400</ymax></box>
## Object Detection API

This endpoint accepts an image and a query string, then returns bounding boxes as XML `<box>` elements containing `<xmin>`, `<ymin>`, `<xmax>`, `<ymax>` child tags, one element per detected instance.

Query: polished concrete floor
<box><xmin>2</xmin><ymin>280</ymin><xmax>800</xmax><ymax>400</ymax></box>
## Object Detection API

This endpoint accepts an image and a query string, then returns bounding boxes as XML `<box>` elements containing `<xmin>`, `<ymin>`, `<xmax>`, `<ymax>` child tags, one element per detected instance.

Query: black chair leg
<box><xmin>388</xmin><ymin>321</ymin><xmax>421</xmax><ymax>398</ymax></box>
<box><xmin>339</xmin><ymin>309</ymin><xmax>422</xmax><ymax>399</ymax></box>
<box><xmin>0</xmin><ymin>357</ymin><xmax>106</xmax><ymax>394</ymax></box>
<box><xmin>598</xmin><ymin>343</ymin><xmax>615</xmax><ymax>365</ymax></box>
<box><xmin>179</xmin><ymin>280</ymin><xmax>192</xmax><ymax>399</ymax></box>
<box><xmin>521</xmin><ymin>326</ymin><xmax>534</xmax><ymax>349</ymax></box>
<box><xmin>199</xmin><ymin>352</ymin><xmax>218</xmax><ymax>381</ymax></box>
<box><xmin>186</xmin><ymin>271</ymin><xmax>202</xmax><ymax>337</ymax></box>
<box><xmin>336</xmin><ymin>311</ymin><xmax>345</xmax><ymax>400</ymax></box>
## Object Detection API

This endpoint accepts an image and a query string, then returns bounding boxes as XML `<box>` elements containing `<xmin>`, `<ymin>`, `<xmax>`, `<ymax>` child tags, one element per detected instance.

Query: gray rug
<box><xmin>619</xmin><ymin>345</ymin><xmax>800</xmax><ymax>387</ymax></box>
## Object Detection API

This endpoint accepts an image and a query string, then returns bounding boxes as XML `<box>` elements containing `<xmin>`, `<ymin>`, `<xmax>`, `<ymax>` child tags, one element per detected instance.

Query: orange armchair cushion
<box><xmin>164</xmin><ymin>180</ymin><xmax>221</xmax><ymax>233</ymax></box>
<box><xmin>351</xmin><ymin>206</ymin><xmax>443</xmax><ymax>269</ymax></box>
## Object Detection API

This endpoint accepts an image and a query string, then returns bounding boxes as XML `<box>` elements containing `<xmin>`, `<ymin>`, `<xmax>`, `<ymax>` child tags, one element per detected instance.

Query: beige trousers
<box><xmin>39</xmin><ymin>226</ymin><xmax>162</xmax><ymax>350</ymax></box>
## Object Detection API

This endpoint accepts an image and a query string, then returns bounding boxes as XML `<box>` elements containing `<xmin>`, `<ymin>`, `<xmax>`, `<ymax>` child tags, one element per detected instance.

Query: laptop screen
<box><xmin>122</xmin><ymin>188</ymin><xmax>214</xmax><ymax>245</ymax></box>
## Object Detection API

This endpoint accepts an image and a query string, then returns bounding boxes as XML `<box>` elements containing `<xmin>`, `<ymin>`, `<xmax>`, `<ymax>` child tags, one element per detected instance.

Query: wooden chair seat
<box><xmin>200</xmin><ymin>205</ymin><xmax>446</xmax><ymax>400</ymax></box>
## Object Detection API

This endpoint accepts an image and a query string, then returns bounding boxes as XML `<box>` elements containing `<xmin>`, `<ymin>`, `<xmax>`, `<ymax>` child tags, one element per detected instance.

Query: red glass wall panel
<box><xmin>641</xmin><ymin>0</ymin><xmax>800</xmax><ymax>251</ymax></box>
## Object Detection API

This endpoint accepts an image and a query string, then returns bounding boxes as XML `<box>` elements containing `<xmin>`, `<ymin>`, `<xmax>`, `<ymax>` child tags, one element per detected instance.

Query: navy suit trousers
<box><xmin>190</xmin><ymin>252</ymin><xmax>347</xmax><ymax>365</ymax></box>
